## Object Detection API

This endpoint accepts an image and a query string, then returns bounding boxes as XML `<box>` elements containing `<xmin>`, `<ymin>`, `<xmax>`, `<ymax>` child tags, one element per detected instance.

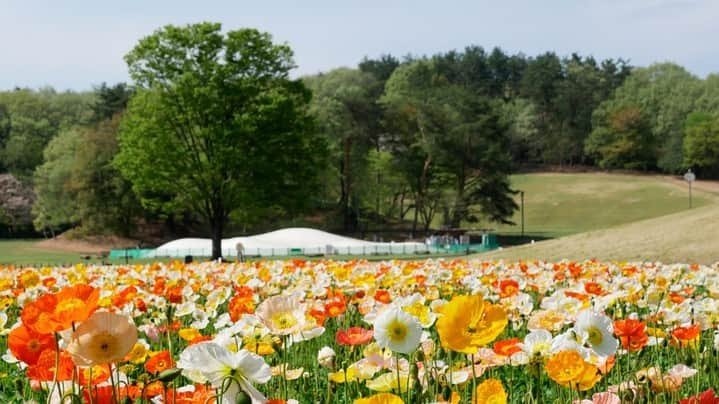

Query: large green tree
<box><xmin>585</xmin><ymin>105</ymin><xmax>655</xmax><ymax>169</ymax></box>
<box><xmin>683</xmin><ymin>112</ymin><xmax>719</xmax><ymax>176</ymax></box>
<box><xmin>0</xmin><ymin>88</ymin><xmax>94</xmax><ymax>180</ymax></box>
<box><xmin>303</xmin><ymin>68</ymin><xmax>378</xmax><ymax>231</ymax></box>
<box><xmin>588</xmin><ymin>63</ymin><xmax>700</xmax><ymax>172</ymax></box>
<box><xmin>382</xmin><ymin>58</ymin><xmax>517</xmax><ymax>233</ymax></box>
<box><xmin>32</xmin><ymin>127</ymin><xmax>83</xmax><ymax>235</ymax></box>
<box><xmin>116</xmin><ymin>23</ymin><xmax>325</xmax><ymax>258</ymax></box>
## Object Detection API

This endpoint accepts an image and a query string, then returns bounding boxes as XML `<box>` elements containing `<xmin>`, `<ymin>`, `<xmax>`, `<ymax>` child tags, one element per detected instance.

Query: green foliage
<box><xmin>0</xmin><ymin>104</ymin><xmax>10</xmax><ymax>155</ymax></box>
<box><xmin>590</xmin><ymin>63</ymin><xmax>701</xmax><ymax>173</ymax></box>
<box><xmin>32</xmin><ymin>127</ymin><xmax>84</xmax><ymax>233</ymax></box>
<box><xmin>91</xmin><ymin>82</ymin><xmax>133</xmax><ymax>122</ymax></box>
<box><xmin>683</xmin><ymin>112</ymin><xmax>719</xmax><ymax>175</ymax></box>
<box><xmin>116</xmin><ymin>22</ymin><xmax>326</xmax><ymax>257</ymax></box>
<box><xmin>518</xmin><ymin>54</ymin><xmax>630</xmax><ymax>165</ymax></box>
<box><xmin>0</xmin><ymin>88</ymin><xmax>94</xmax><ymax>180</ymax></box>
<box><xmin>70</xmin><ymin>116</ymin><xmax>143</xmax><ymax>235</ymax></box>
<box><xmin>304</xmin><ymin>68</ymin><xmax>383</xmax><ymax>230</ymax></box>
<box><xmin>382</xmin><ymin>56</ymin><xmax>518</xmax><ymax>230</ymax></box>
<box><xmin>585</xmin><ymin>105</ymin><xmax>656</xmax><ymax>169</ymax></box>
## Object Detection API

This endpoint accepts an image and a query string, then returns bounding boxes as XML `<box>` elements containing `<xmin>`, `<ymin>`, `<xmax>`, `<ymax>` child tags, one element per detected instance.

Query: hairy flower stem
<box><xmin>47</xmin><ymin>332</ymin><xmax>61</xmax><ymax>404</ymax></box>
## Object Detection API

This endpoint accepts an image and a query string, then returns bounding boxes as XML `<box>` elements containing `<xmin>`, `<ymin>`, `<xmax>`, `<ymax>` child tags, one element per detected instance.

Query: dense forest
<box><xmin>1</xmin><ymin>43</ymin><xmax>718</xmax><ymax>241</ymax></box>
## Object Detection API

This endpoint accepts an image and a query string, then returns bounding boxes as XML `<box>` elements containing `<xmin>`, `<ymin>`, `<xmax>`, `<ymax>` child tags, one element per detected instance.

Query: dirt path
<box><xmin>35</xmin><ymin>235</ymin><xmax>138</xmax><ymax>254</ymax></box>
<box><xmin>662</xmin><ymin>176</ymin><xmax>719</xmax><ymax>197</ymax></box>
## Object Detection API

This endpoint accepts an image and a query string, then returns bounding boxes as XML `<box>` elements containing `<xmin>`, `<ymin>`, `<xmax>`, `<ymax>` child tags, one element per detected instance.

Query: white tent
<box><xmin>150</xmin><ymin>227</ymin><xmax>428</xmax><ymax>257</ymax></box>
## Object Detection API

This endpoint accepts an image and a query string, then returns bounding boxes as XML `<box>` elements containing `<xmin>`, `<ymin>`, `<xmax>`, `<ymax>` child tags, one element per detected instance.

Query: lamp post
<box><xmin>684</xmin><ymin>169</ymin><xmax>695</xmax><ymax>208</ymax></box>
<box><xmin>520</xmin><ymin>190</ymin><xmax>525</xmax><ymax>237</ymax></box>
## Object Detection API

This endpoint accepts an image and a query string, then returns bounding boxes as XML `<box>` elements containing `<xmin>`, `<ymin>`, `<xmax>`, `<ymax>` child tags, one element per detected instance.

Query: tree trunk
<box><xmin>211</xmin><ymin>217</ymin><xmax>224</xmax><ymax>260</ymax></box>
<box><xmin>209</xmin><ymin>202</ymin><xmax>226</xmax><ymax>260</ymax></box>
<box><xmin>411</xmin><ymin>197</ymin><xmax>419</xmax><ymax>238</ymax></box>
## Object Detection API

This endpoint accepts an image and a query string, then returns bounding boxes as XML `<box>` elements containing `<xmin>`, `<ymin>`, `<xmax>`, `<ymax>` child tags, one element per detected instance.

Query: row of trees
<box><xmin>1</xmin><ymin>23</ymin><xmax>718</xmax><ymax>256</ymax></box>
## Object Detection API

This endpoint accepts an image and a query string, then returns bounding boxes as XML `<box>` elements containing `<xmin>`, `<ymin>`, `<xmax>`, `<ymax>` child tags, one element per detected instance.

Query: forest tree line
<box><xmin>1</xmin><ymin>42</ymin><xmax>718</xmax><ymax>240</ymax></box>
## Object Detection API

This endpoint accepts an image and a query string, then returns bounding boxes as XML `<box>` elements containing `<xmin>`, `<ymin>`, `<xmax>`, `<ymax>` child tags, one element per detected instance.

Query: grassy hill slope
<box><xmin>479</xmin><ymin>201</ymin><xmax>719</xmax><ymax>264</ymax></box>
<box><xmin>485</xmin><ymin>173</ymin><xmax>711</xmax><ymax>238</ymax></box>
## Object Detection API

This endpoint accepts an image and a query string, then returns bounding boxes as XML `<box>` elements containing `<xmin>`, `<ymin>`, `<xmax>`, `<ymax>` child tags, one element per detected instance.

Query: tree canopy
<box><xmin>115</xmin><ymin>22</ymin><xmax>326</xmax><ymax>258</ymax></box>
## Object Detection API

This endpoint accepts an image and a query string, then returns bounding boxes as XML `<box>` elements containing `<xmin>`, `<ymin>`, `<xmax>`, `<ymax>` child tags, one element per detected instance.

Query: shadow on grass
<box><xmin>495</xmin><ymin>233</ymin><xmax>554</xmax><ymax>247</ymax></box>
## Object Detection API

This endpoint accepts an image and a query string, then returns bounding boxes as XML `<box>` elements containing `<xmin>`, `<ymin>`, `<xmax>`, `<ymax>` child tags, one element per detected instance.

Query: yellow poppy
<box><xmin>473</xmin><ymin>378</ymin><xmax>507</xmax><ymax>404</ymax></box>
<box><xmin>436</xmin><ymin>295</ymin><xmax>508</xmax><ymax>354</ymax></box>
<box><xmin>354</xmin><ymin>393</ymin><xmax>404</xmax><ymax>404</ymax></box>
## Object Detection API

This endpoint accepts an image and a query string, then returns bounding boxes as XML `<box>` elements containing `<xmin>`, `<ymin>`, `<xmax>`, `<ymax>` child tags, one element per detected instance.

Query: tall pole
<box><xmin>684</xmin><ymin>169</ymin><xmax>695</xmax><ymax>209</ymax></box>
<box><xmin>520</xmin><ymin>191</ymin><xmax>525</xmax><ymax>237</ymax></box>
<box><xmin>689</xmin><ymin>180</ymin><xmax>692</xmax><ymax>208</ymax></box>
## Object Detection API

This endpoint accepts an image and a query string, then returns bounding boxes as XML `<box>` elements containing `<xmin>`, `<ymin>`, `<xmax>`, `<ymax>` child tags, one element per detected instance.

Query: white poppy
<box><xmin>66</xmin><ymin>311</ymin><xmax>138</xmax><ymax>366</ymax></box>
<box><xmin>573</xmin><ymin>310</ymin><xmax>618</xmax><ymax>357</ymax></box>
<box><xmin>255</xmin><ymin>294</ymin><xmax>307</xmax><ymax>336</ymax></box>
<box><xmin>523</xmin><ymin>329</ymin><xmax>553</xmax><ymax>358</ymax></box>
<box><xmin>373</xmin><ymin>306</ymin><xmax>422</xmax><ymax>354</ymax></box>
<box><xmin>177</xmin><ymin>342</ymin><xmax>271</xmax><ymax>404</ymax></box>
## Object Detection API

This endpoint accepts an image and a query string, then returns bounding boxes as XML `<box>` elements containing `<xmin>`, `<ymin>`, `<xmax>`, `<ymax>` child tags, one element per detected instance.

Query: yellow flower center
<box><xmin>587</xmin><ymin>326</ymin><xmax>603</xmax><ymax>346</ymax></box>
<box><xmin>532</xmin><ymin>342</ymin><xmax>550</xmax><ymax>356</ymax></box>
<box><xmin>271</xmin><ymin>312</ymin><xmax>298</xmax><ymax>330</ymax></box>
<box><xmin>387</xmin><ymin>319</ymin><xmax>408</xmax><ymax>342</ymax></box>
<box><xmin>56</xmin><ymin>298</ymin><xmax>85</xmax><ymax>316</ymax></box>
<box><xmin>88</xmin><ymin>332</ymin><xmax>120</xmax><ymax>362</ymax></box>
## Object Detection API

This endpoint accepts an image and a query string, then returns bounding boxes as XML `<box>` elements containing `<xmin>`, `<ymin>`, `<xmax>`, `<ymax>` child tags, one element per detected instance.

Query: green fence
<box><xmin>109</xmin><ymin>235</ymin><xmax>500</xmax><ymax>260</ymax></box>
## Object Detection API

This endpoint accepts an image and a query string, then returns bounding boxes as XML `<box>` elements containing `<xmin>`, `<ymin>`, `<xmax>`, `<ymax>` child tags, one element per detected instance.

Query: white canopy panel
<box><xmin>151</xmin><ymin>227</ymin><xmax>427</xmax><ymax>257</ymax></box>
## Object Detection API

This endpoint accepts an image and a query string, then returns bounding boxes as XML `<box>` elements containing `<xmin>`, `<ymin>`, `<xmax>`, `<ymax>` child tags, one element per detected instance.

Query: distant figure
<box><xmin>235</xmin><ymin>242</ymin><xmax>245</xmax><ymax>263</ymax></box>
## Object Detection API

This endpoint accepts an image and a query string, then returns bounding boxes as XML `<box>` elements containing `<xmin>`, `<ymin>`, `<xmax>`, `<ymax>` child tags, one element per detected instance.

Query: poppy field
<box><xmin>1</xmin><ymin>259</ymin><xmax>719</xmax><ymax>403</ymax></box>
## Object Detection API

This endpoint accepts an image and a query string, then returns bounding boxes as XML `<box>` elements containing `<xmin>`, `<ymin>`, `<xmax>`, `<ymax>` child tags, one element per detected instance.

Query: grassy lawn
<box><xmin>482</xmin><ymin>173</ymin><xmax>712</xmax><ymax>237</ymax></box>
<box><xmin>0</xmin><ymin>240</ymin><xmax>86</xmax><ymax>266</ymax></box>
<box><xmin>2</xmin><ymin>173</ymin><xmax>716</xmax><ymax>266</ymax></box>
<box><xmin>0</xmin><ymin>239</ymin><xmax>474</xmax><ymax>267</ymax></box>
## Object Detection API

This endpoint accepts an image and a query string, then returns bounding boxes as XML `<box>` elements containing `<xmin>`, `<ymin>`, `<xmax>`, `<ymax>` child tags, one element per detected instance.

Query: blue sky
<box><xmin>1</xmin><ymin>0</ymin><xmax>717</xmax><ymax>91</ymax></box>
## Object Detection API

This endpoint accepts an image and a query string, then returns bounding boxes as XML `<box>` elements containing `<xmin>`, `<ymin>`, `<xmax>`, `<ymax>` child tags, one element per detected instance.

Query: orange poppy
<box><xmin>152</xmin><ymin>277</ymin><xmax>166</xmax><ymax>295</ymax></box>
<box><xmin>83</xmin><ymin>384</ymin><xmax>138</xmax><ymax>403</ymax></box>
<box><xmin>165</xmin><ymin>285</ymin><xmax>184</xmax><ymax>304</ymax></box>
<box><xmin>614</xmin><ymin>319</ymin><xmax>649</xmax><ymax>352</ymax></box>
<box><xmin>41</xmin><ymin>277</ymin><xmax>57</xmax><ymax>289</ymax></box>
<box><xmin>143</xmin><ymin>381</ymin><xmax>166</xmax><ymax>398</ymax></box>
<box><xmin>78</xmin><ymin>364</ymin><xmax>112</xmax><ymax>386</ymax></box>
<box><xmin>309</xmin><ymin>308</ymin><xmax>326</xmax><ymax>326</ymax></box>
<box><xmin>671</xmin><ymin>324</ymin><xmax>701</xmax><ymax>348</ymax></box>
<box><xmin>228</xmin><ymin>294</ymin><xmax>255</xmax><ymax>321</ymax></box>
<box><xmin>374</xmin><ymin>290</ymin><xmax>391</xmax><ymax>304</ymax></box>
<box><xmin>584</xmin><ymin>282</ymin><xmax>606</xmax><ymax>296</ymax></box>
<box><xmin>324</xmin><ymin>300</ymin><xmax>347</xmax><ymax>317</ymax></box>
<box><xmin>493</xmin><ymin>338</ymin><xmax>522</xmax><ymax>357</ymax></box>
<box><xmin>669</xmin><ymin>292</ymin><xmax>685</xmax><ymax>304</ymax></box>
<box><xmin>564</xmin><ymin>291</ymin><xmax>590</xmax><ymax>302</ymax></box>
<box><xmin>136</xmin><ymin>299</ymin><xmax>148</xmax><ymax>312</ymax></box>
<box><xmin>26</xmin><ymin>349</ymin><xmax>74</xmax><ymax>381</ymax></box>
<box><xmin>8</xmin><ymin>324</ymin><xmax>55</xmax><ymax>365</ymax></box>
<box><xmin>234</xmin><ymin>285</ymin><xmax>254</xmax><ymax>298</ymax></box>
<box><xmin>336</xmin><ymin>327</ymin><xmax>374</xmax><ymax>346</ymax></box>
<box><xmin>598</xmin><ymin>355</ymin><xmax>616</xmax><ymax>375</ymax></box>
<box><xmin>158</xmin><ymin>320</ymin><xmax>182</xmax><ymax>333</ymax></box>
<box><xmin>171</xmin><ymin>384</ymin><xmax>215</xmax><ymax>404</ymax></box>
<box><xmin>498</xmin><ymin>280</ymin><xmax>520</xmax><ymax>298</ymax></box>
<box><xmin>112</xmin><ymin>286</ymin><xmax>138</xmax><ymax>308</ymax></box>
<box><xmin>189</xmin><ymin>335</ymin><xmax>213</xmax><ymax>345</ymax></box>
<box><xmin>145</xmin><ymin>350</ymin><xmax>175</xmax><ymax>375</ymax></box>
<box><xmin>21</xmin><ymin>284</ymin><xmax>99</xmax><ymax>334</ymax></box>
